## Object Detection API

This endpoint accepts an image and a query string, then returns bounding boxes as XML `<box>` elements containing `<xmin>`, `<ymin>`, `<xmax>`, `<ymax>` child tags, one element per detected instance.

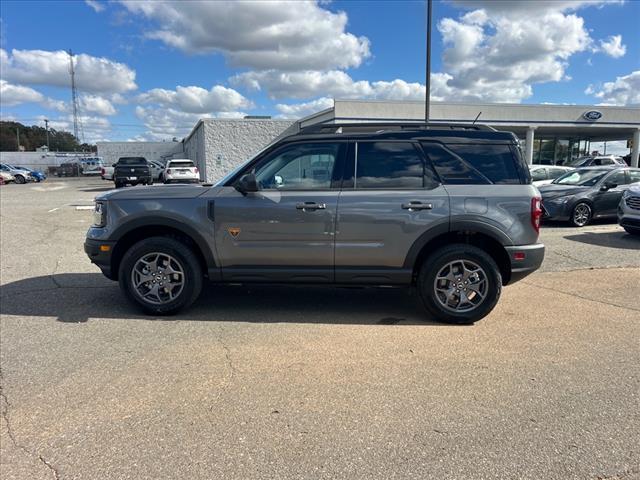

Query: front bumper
<box><xmin>505</xmin><ymin>244</ymin><xmax>545</xmax><ymax>284</ymax></box>
<box><xmin>541</xmin><ymin>199</ymin><xmax>571</xmax><ymax>221</ymax></box>
<box><xmin>84</xmin><ymin>238</ymin><xmax>116</xmax><ymax>279</ymax></box>
<box><xmin>618</xmin><ymin>200</ymin><xmax>640</xmax><ymax>231</ymax></box>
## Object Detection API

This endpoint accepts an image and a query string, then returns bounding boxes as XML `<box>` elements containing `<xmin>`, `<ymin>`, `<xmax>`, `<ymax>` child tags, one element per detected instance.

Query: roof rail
<box><xmin>298</xmin><ymin>122</ymin><xmax>496</xmax><ymax>135</ymax></box>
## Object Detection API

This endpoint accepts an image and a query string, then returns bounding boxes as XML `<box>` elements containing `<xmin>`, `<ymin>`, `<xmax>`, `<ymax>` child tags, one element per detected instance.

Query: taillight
<box><xmin>531</xmin><ymin>196</ymin><xmax>542</xmax><ymax>233</ymax></box>
<box><xmin>194</xmin><ymin>167</ymin><xmax>199</xmax><ymax>174</ymax></box>
<box><xmin>101</xmin><ymin>168</ymin><xmax>105</xmax><ymax>175</ymax></box>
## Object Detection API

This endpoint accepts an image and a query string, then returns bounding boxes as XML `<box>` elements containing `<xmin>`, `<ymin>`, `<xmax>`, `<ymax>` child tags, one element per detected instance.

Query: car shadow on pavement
<box><xmin>0</xmin><ymin>273</ymin><xmax>448</xmax><ymax>326</ymax></box>
<box><xmin>565</xmin><ymin>230</ymin><xmax>640</xmax><ymax>250</ymax></box>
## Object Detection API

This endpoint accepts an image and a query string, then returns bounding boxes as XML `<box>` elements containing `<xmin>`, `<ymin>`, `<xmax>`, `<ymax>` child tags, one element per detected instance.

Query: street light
<box><xmin>425</xmin><ymin>0</ymin><xmax>433</xmax><ymax>123</ymax></box>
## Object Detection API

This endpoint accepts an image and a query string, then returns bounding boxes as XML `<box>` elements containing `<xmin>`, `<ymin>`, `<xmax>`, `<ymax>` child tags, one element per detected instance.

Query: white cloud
<box><xmin>585</xmin><ymin>70</ymin><xmax>640</xmax><ymax>105</ymax></box>
<box><xmin>427</xmin><ymin>3</ymin><xmax>596</xmax><ymax>103</ymax></box>
<box><xmin>80</xmin><ymin>94</ymin><xmax>117</xmax><ymax>116</ymax></box>
<box><xmin>275</xmin><ymin>97</ymin><xmax>334</xmax><ymax>118</ymax></box>
<box><xmin>133</xmin><ymin>106</ymin><xmax>247</xmax><ymax>141</ymax></box>
<box><xmin>85</xmin><ymin>0</ymin><xmax>105</xmax><ymax>13</ymax></box>
<box><xmin>451</xmin><ymin>1</ymin><xmax>623</xmax><ymax>15</ymax></box>
<box><xmin>0</xmin><ymin>48</ymin><xmax>137</xmax><ymax>94</ymax></box>
<box><xmin>138</xmin><ymin>84</ymin><xmax>252</xmax><ymax>114</ymax></box>
<box><xmin>595</xmin><ymin>35</ymin><xmax>626</xmax><ymax>58</ymax></box>
<box><xmin>119</xmin><ymin>0</ymin><xmax>370</xmax><ymax>71</ymax></box>
<box><xmin>0</xmin><ymin>79</ymin><xmax>44</xmax><ymax>106</ymax></box>
<box><xmin>35</xmin><ymin>114</ymin><xmax>112</xmax><ymax>143</ymax></box>
<box><xmin>232</xmin><ymin>69</ymin><xmax>458</xmax><ymax>103</ymax></box>
<box><xmin>0</xmin><ymin>80</ymin><xmax>67</xmax><ymax>112</ymax></box>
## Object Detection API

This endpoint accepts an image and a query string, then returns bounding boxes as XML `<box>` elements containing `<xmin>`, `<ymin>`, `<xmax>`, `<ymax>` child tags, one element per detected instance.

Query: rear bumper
<box><xmin>84</xmin><ymin>238</ymin><xmax>115</xmax><ymax>280</ymax></box>
<box><xmin>504</xmin><ymin>244</ymin><xmax>545</xmax><ymax>284</ymax></box>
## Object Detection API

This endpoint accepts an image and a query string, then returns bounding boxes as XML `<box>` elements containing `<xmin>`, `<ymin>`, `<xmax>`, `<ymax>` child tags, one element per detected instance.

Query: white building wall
<box><xmin>199</xmin><ymin>119</ymin><xmax>294</xmax><ymax>182</ymax></box>
<box><xmin>97</xmin><ymin>142</ymin><xmax>183</xmax><ymax>167</ymax></box>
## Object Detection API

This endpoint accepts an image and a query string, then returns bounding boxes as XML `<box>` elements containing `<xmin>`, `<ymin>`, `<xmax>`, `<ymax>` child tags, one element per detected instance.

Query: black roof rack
<box><xmin>298</xmin><ymin>122</ymin><xmax>496</xmax><ymax>135</ymax></box>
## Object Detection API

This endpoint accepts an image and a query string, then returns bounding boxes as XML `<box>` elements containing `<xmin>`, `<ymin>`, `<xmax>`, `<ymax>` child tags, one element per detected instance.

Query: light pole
<box><xmin>44</xmin><ymin>119</ymin><xmax>50</xmax><ymax>151</ymax></box>
<box><xmin>425</xmin><ymin>0</ymin><xmax>433</xmax><ymax>123</ymax></box>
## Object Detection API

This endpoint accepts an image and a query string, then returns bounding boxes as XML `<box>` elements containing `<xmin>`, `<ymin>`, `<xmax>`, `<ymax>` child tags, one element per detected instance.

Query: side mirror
<box><xmin>235</xmin><ymin>173</ymin><xmax>259</xmax><ymax>195</ymax></box>
<box><xmin>112</xmin><ymin>163</ymin><xmax>116</xmax><ymax>167</ymax></box>
<box><xmin>601</xmin><ymin>182</ymin><xmax>617</xmax><ymax>191</ymax></box>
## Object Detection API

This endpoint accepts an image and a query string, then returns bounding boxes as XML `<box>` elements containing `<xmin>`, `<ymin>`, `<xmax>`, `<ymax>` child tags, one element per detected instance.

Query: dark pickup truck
<box><xmin>113</xmin><ymin>157</ymin><xmax>152</xmax><ymax>188</ymax></box>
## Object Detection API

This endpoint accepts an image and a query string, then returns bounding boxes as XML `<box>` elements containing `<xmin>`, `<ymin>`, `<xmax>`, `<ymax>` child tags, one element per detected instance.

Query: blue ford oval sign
<box><xmin>583</xmin><ymin>110</ymin><xmax>603</xmax><ymax>121</ymax></box>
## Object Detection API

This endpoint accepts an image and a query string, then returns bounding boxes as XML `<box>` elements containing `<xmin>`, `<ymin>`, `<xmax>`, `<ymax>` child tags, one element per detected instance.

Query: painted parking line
<box><xmin>47</xmin><ymin>207</ymin><xmax>60</xmax><ymax>213</ymax></box>
<box><xmin>75</xmin><ymin>205</ymin><xmax>94</xmax><ymax>210</ymax></box>
<box><xmin>32</xmin><ymin>185</ymin><xmax>67</xmax><ymax>192</ymax></box>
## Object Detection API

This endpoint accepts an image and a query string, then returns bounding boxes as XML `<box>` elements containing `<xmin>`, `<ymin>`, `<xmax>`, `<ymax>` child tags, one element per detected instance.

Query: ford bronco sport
<box><xmin>85</xmin><ymin>123</ymin><xmax>544</xmax><ymax>324</ymax></box>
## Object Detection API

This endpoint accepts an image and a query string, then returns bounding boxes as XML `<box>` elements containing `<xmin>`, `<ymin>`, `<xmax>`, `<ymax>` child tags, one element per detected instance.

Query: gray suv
<box><xmin>85</xmin><ymin>123</ymin><xmax>545</xmax><ymax>324</ymax></box>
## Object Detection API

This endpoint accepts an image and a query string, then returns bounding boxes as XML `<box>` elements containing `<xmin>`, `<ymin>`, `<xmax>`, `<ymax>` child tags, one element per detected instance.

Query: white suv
<box><xmin>162</xmin><ymin>159</ymin><xmax>200</xmax><ymax>184</ymax></box>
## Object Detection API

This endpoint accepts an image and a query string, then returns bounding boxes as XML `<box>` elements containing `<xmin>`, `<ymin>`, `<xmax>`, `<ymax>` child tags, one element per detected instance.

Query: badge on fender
<box><xmin>228</xmin><ymin>227</ymin><xmax>241</xmax><ymax>238</ymax></box>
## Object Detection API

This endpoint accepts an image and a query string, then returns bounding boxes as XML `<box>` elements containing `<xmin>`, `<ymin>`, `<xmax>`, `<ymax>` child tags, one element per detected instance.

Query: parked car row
<box><xmin>105</xmin><ymin>157</ymin><xmax>200</xmax><ymax>188</ymax></box>
<box><xmin>0</xmin><ymin>163</ymin><xmax>47</xmax><ymax>184</ymax></box>
<box><xmin>539</xmin><ymin>166</ymin><xmax>640</xmax><ymax>227</ymax></box>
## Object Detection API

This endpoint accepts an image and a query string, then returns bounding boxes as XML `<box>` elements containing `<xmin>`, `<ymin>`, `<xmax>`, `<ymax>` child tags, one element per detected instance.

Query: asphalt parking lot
<box><xmin>1</xmin><ymin>177</ymin><xmax>639</xmax><ymax>480</ymax></box>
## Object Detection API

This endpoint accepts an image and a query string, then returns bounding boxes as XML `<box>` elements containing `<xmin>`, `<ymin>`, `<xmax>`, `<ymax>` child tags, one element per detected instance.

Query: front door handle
<box><xmin>296</xmin><ymin>202</ymin><xmax>327</xmax><ymax>211</ymax></box>
<box><xmin>402</xmin><ymin>201</ymin><xmax>433</xmax><ymax>211</ymax></box>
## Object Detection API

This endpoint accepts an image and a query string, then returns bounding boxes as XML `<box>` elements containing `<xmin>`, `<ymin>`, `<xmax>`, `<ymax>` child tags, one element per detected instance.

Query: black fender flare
<box><xmin>403</xmin><ymin>219</ymin><xmax>512</xmax><ymax>270</ymax></box>
<box><xmin>110</xmin><ymin>216</ymin><xmax>217</xmax><ymax>269</ymax></box>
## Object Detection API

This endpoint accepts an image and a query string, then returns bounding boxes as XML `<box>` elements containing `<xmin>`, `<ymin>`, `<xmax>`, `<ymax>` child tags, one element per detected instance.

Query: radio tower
<box><xmin>68</xmin><ymin>49</ymin><xmax>82</xmax><ymax>143</ymax></box>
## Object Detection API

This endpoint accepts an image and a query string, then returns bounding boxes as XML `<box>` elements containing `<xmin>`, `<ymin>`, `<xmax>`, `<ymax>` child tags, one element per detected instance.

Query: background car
<box><xmin>56</xmin><ymin>162</ymin><xmax>80</xmax><ymax>177</ymax></box>
<box><xmin>566</xmin><ymin>155</ymin><xmax>626</xmax><ymax>168</ymax></box>
<box><xmin>79</xmin><ymin>157</ymin><xmax>105</xmax><ymax>176</ymax></box>
<box><xmin>539</xmin><ymin>167</ymin><xmax>640</xmax><ymax>226</ymax></box>
<box><xmin>0</xmin><ymin>163</ymin><xmax>33</xmax><ymax>184</ymax></box>
<box><xmin>23</xmin><ymin>168</ymin><xmax>47</xmax><ymax>182</ymax></box>
<box><xmin>0</xmin><ymin>171</ymin><xmax>15</xmax><ymax>184</ymax></box>
<box><xmin>162</xmin><ymin>159</ymin><xmax>200</xmax><ymax>184</ymax></box>
<box><xmin>529</xmin><ymin>165</ymin><xmax>574</xmax><ymax>186</ymax></box>
<box><xmin>618</xmin><ymin>183</ymin><xmax>640</xmax><ymax>235</ymax></box>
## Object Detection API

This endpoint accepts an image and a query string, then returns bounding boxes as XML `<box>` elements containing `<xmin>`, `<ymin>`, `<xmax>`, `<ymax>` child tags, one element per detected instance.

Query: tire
<box><xmin>119</xmin><ymin>236</ymin><xmax>203</xmax><ymax>315</ymax></box>
<box><xmin>570</xmin><ymin>202</ymin><xmax>592</xmax><ymax>227</ymax></box>
<box><xmin>624</xmin><ymin>226</ymin><xmax>640</xmax><ymax>236</ymax></box>
<box><xmin>417</xmin><ymin>244</ymin><xmax>502</xmax><ymax>324</ymax></box>
<box><xmin>115</xmin><ymin>181</ymin><xmax>124</xmax><ymax>189</ymax></box>
<box><xmin>15</xmin><ymin>175</ymin><xmax>26</xmax><ymax>184</ymax></box>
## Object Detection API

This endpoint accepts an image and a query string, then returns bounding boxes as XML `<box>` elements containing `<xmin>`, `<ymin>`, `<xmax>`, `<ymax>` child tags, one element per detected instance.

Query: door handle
<box><xmin>401</xmin><ymin>201</ymin><xmax>433</xmax><ymax>211</ymax></box>
<box><xmin>296</xmin><ymin>202</ymin><xmax>327</xmax><ymax>211</ymax></box>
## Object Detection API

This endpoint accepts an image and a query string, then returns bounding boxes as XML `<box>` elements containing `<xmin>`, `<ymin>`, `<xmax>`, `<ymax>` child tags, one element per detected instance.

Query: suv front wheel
<box><xmin>417</xmin><ymin>244</ymin><xmax>502</xmax><ymax>324</ymax></box>
<box><xmin>119</xmin><ymin>236</ymin><xmax>203</xmax><ymax>315</ymax></box>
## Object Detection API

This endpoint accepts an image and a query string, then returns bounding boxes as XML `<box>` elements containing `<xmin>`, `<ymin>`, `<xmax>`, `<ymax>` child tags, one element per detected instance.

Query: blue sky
<box><xmin>0</xmin><ymin>0</ymin><xmax>638</xmax><ymax>143</ymax></box>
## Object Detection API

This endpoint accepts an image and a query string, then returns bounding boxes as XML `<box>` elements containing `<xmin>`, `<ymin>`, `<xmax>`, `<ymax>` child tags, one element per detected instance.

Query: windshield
<box><xmin>169</xmin><ymin>160</ymin><xmax>195</xmax><ymax>167</ymax></box>
<box><xmin>118</xmin><ymin>157</ymin><xmax>147</xmax><ymax>165</ymax></box>
<box><xmin>566</xmin><ymin>157</ymin><xmax>591</xmax><ymax>167</ymax></box>
<box><xmin>553</xmin><ymin>168</ymin><xmax>609</xmax><ymax>186</ymax></box>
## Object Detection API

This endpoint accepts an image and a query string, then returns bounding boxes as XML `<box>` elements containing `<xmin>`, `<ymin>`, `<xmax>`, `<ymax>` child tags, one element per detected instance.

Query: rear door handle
<box><xmin>296</xmin><ymin>202</ymin><xmax>327</xmax><ymax>211</ymax></box>
<box><xmin>401</xmin><ymin>201</ymin><xmax>433</xmax><ymax>211</ymax></box>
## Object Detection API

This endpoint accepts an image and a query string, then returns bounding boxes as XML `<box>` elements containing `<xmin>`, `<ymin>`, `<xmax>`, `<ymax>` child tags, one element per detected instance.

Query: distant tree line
<box><xmin>0</xmin><ymin>121</ymin><xmax>97</xmax><ymax>152</ymax></box>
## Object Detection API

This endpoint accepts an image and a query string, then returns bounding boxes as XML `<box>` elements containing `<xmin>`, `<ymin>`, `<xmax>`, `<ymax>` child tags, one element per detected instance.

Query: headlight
<box><xmin>623</xmin><ymin>189</ymin><xmax>632</xmax><ymax>199</ymax></box>
<box><xmin>546</xmin><ymin>196</ymin><xmax>569</xmax><ymax>205</ymax></box>
<box><xmin>92</xmin><ymin>202</ymin><xmax>106</xmax><ymax>227</ymax></box>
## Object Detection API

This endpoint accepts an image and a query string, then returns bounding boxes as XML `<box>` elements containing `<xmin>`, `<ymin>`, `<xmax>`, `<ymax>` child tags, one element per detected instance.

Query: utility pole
<box><xmin>16</xmin><ymin>126</ymin><xmax>20</xmax><ymax>151</ymax></box>
<box><xmin>68</xmin><ymin>49</ymin><xmax>80</xmax><ymax>143</ymax></box>
<box><xmin>44</xmin><ymin>119</ymin><xmax>50</xmax><ymax>151</ymax></box>
<box><xmin>425</xmin><ymin>0</ymin><xmax>433</xmax><ymax>123</ymax></box>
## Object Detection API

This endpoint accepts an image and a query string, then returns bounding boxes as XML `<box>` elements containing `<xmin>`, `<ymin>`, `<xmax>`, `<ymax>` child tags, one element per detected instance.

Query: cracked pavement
<box><xmin>1</xmin><ymin>178</ymin><xmax>639</xmax><ymax>479</ymax></box>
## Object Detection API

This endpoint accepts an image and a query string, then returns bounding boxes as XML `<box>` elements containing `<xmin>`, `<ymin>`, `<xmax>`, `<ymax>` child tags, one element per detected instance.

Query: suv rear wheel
<box><xmin>119</xmin><ymin>236</ymin><xmax>202</xmax><ymax>315</ymax></box>
<box><xmin>417</xmin><ymin>244</ymin><xmax>502</xmax><ymax>324</ymax></box>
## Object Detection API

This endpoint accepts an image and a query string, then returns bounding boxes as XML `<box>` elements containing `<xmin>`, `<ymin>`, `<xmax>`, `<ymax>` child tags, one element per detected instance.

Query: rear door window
<box><xmin>420</xmin><ymin>142</ymin><xmax>490</xmax><ymax>185</ymax></box>
<box><xmin>354</xmin><ymin>142</ymin><xmax>432</xmax><ymax>189</ymax></box>
<box><xmin>446</xmin><ymin>144</ymin><xmax>520</xmax><ymax>184</ymax></box>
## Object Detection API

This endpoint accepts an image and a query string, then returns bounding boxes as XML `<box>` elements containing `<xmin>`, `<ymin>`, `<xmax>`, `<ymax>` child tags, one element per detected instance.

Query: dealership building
<box><xmin>96</xmin><ymin>100</ymin><xmax>640</xmax><ymax>184</ymax></box>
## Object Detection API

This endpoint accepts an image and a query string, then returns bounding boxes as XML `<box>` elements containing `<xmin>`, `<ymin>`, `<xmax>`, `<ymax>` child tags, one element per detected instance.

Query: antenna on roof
<box><xmin>472</xmin><ymin>111</ymin><xmax>482</xmax><ymax>125</ymax></box>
